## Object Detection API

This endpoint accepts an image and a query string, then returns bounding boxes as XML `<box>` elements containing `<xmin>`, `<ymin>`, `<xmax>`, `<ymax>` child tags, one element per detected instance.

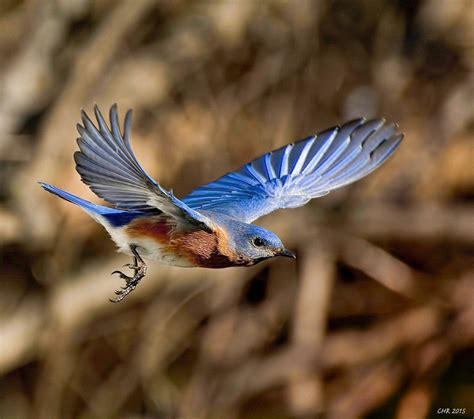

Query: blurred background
<box><xmin>0</xmin><ymin>0</ymin><xmax>473</xmax><ymax>418</ymax></box>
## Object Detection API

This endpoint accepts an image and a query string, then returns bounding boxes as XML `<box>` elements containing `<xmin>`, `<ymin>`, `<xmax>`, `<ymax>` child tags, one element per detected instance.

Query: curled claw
<box><xmin>110</xmin><ymin>292</ymin><xmax>129</xmax><ymax>303</ymax></box>
<box><xmin>109</xmin><ymin>270</ymin><xmax>142</xmax><ymax>302</ymax></box>
<box><xmin>112</xmin><ymin>288</ymin><xmax>128</xmax><ymax>301</ymax></box>
<box><xmin>109</xmin><ymin>246</ymin><xmax>147</xmax><ymax>303</ymax></box>
<box><xmin>110</xmin><ymin>282</ymin><xmax>136</xmax><ymax>303</ymax></box>
<box><xmin>111</xmin><ymin>270</ymin><xmax>133</xmax><ymax>281</ymax></box>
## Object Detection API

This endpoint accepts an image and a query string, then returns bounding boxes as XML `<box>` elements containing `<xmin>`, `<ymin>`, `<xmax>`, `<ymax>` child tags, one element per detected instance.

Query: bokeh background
<box><xmin>0</xmin><ymin>0</ymin><xmax>473</xmax><ymax>418</ymax></box>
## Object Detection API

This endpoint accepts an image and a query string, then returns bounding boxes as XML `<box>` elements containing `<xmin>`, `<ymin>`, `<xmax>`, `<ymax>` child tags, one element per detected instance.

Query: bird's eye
<box><xmin>252</xmin><ymin>237</ymin><xmax>265</xmax><ymax>247</ymax></box>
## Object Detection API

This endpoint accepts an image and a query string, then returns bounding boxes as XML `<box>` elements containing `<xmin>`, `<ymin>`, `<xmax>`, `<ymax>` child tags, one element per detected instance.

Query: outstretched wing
<box><xmin>183</xmin><ymin>119</ymin><xmax>403</xmax><ymax>223</ymax></box>
<box><xmin>75</xmin><ymin>104</ymin><xmax>213</xmax><ymax>231</ymax></box>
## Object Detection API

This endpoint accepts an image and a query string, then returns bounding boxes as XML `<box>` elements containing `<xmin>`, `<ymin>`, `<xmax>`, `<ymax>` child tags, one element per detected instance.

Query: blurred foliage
<box><xmin>0</xmin><ymin>0</ymin><xmax>473</xmax><ymax>418</ymax></box>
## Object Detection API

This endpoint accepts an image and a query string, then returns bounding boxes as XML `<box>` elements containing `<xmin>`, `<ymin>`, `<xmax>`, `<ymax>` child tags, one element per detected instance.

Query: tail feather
<box><xmin>39</xmin><ymin>182</ymin><xmax>143</xmax><ymax>227</ymax></box>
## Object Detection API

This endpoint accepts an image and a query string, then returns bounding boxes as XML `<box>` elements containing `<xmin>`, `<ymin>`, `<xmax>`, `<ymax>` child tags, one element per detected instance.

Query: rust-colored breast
<box><xmin>126</xmin><ymin>217</ymin><xmax>242</xmax><ymax>268</ymax></box>
<box><xmin>126</xmin><ymin>216</ymin><xmax>173</xmax><ymax>242</ymax></box>
<box><xmin>170</xmin><ymin>228</ymin><xmax>240</xmax><ymax>268</ymax></box>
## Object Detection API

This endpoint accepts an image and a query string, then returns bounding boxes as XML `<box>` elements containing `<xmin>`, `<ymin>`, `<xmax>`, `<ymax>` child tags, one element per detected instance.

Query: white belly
<box><xmin>99</xmin><ymin>218</ymin><xmax>196</xmax><ymax>268</ymax></box>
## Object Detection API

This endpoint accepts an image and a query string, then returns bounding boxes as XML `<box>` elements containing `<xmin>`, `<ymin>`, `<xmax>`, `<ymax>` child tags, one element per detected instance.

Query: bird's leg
<box><xmin>110</xmin><ymin>245</ymin><xmax>147</xmax><ymax>303</ymax></box>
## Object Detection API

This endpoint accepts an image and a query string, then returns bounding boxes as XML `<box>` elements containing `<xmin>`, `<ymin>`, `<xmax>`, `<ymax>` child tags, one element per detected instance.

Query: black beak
<box><xmin>277</xmin><ymin>248</ymin><xmax>296</xmax><ymax>259</ymax></box>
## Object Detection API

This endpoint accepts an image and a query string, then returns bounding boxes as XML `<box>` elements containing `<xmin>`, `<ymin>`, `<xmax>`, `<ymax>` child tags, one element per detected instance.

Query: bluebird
<box><xmin>40</xmin><ymin>105</ymin><xmax>403</xmax><ymax>302</ymax></box>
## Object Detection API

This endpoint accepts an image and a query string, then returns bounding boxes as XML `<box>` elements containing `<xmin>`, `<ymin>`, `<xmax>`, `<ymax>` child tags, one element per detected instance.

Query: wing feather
<box><xmin>75</xmin><ymin>104</ymin><xmax>214</xmax><ymax>231</ymax></box>
<box><xmin>183</xmin><ymin>118</ymin><xmax>403</xmax><ymax>222</ymax></box>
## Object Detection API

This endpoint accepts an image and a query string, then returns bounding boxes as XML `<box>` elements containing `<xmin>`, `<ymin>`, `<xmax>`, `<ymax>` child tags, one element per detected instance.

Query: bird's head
<box><xmin>221</xmin><ymin>220</ymin><xmax>296</xmax><ymax>266</ymax></box>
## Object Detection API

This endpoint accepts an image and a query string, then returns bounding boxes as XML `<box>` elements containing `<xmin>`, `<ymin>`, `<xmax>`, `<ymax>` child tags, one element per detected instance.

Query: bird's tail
<box><xmin>39</xmin><ymin>182</ymin><xmax>142</xmax><ymax>227</ymax></box>
<box><xmin>40</xmin><ymin>182</ymin><xmax>108</xmax><ymax>214</ymax></box>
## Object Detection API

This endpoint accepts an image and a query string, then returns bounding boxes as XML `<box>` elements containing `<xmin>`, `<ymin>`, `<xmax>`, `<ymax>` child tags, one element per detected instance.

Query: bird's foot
<box><xmin>110</xmin><ymin>249</ymin><xmax>147</xmax><ymax>303</ymax></box>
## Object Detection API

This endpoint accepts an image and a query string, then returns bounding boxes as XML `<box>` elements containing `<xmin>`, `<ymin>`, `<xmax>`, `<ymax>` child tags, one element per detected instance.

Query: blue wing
<box><xmin>183</xmin><ymin>119</ymin><xmax>403</xmax><ymax>223</ymax></box>
<box><xmin>75</xmin><ymin>104</ymin><xmax>213</xmax><ymax>231</ymax></box>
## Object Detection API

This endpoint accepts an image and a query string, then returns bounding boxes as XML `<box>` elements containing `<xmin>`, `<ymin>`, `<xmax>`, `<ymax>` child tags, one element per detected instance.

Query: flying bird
<box><xmin>40</xmin><ymin>105</ymin><xmax>403</xmax><ymax>302</ymax></box>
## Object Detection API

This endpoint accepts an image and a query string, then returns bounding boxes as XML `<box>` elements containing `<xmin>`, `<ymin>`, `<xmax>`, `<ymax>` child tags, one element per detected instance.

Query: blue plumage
<box><xmin>39</xmin><ymin>105</ymin><xmax>403</xmax><ymax>302</ymax></box>
<box><xmin>39</xmin><ymin>182</ymin><xmax>144</xmax><ymax>227</ymax></box>
<box><xmin>183</xmin><ymin>118</ymin><xmax>403</xmax><ymax>222</ymax></box>
<box><xmin>74</xmin><ymin>105</ymin><xmax>214</xmax><ymax>232</ymax></box>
